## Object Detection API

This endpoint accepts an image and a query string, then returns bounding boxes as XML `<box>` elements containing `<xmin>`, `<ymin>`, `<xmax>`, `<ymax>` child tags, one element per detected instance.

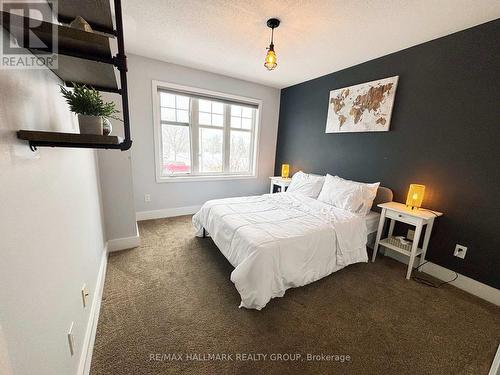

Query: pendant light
<box><xmin>264</xmin><ymin>18</ymin><xmax>280</xmax><ymax>71</ymax></box>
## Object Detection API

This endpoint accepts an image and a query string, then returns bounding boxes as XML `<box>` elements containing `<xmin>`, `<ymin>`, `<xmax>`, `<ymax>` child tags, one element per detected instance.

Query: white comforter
<box><xmin>192</xmin><ymin>192</ymin><xmax>368</xmax><ymax>310</ymax></box>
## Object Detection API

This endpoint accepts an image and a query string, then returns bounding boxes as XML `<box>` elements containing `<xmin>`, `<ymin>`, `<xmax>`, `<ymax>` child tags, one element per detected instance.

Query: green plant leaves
<box><xmin>59</xmin><ymin>83</ymin><xmax>121</xmax><ymax>120</ymax></box>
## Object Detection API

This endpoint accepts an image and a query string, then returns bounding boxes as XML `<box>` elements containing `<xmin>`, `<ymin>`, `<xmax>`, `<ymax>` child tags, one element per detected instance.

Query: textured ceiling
<box><xmin>122</xmin><ymin>0</ymin><xmax>500</xmax><ymax>88</ymax></box>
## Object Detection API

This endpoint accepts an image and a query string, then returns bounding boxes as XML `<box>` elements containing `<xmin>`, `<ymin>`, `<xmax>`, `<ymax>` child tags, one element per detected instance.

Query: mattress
<box><xmin>192</xmin><ymin>192</ymin><xmax>369</xmax><ymax>310</ymax></box>
<box><xmin>365</xmin><ymin>211</ymin><xmax>381</xmax><ymax>234</ymax></box>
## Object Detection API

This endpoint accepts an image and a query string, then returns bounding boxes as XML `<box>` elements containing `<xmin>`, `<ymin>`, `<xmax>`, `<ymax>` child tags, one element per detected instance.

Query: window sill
<box><xmin>156</xmin><ymin>174</ymin><xmax>257</xmax><ymax>183</ymax></box>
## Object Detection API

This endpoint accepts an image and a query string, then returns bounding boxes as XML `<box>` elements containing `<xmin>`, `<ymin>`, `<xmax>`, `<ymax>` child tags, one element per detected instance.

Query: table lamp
<box><xmin>406</xmin><ymin>184</ymin><xmax>425</xmax><ymax>210</ymax></box>
<box><xmin>281</xmin><ymin>164</ymin><xmax>290</xmax><ymax>179</ymax></box>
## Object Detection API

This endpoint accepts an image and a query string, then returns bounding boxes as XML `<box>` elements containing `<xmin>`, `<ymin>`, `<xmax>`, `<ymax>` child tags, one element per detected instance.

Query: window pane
<box><xmin>212</xmin><ymin>102</ymin><xmax>224</xmax><ymax>114</ymax></box>
<box><xmin>161</xmin><ymin>124</ymin><xmax>191</xmax><ymax>175</ymax></box>
<box><xmin>212</xmin><ymin>114</ymin><xmax>223</xmax><ymax>127</ymax></box>
<box><xmin>231</xmin><ymin>105</ymin><xmax>242</xmax><ymax>117</ymax></box>
<box><xmin>157</xmin><ymin>88</ymin><xmax>258</xmax><ymax>177</ymax></box>
<box><xmin>199</xmin><ymin>112</ymin><xmax>211</xmax><ymax>125</ymax></box>
<box><xmin>176</xmin><ymin>95</ymin><xmax>190</xmax><ymax>110</ymax></box>
<box><xmin>161</xmin><ymin>107</ymin><xmax>176</xmax><ymax>122</ymax></box>
<box><xmin>176</xmin><ymin>109</ymin><xmax>189</xmax><ymax>123</ymax></box>
<box><xmin>160</xmin><ymin>92</ymin><xmax>175</xmax><ymax>108</ymax></box>
<box><xmin>231</xmin><ymin>116</ymin><xmax>241</xmax><ymax>128</ymax></box>
<box><xmin>242</xmin><ymin>107</ymin><xmax>253</xmax><ymax>118</ymax></box>
<box><xmin>241</xmin><ymin>117</ymin><xmax>252</xmax><ymax>130</ymax></box>
<box><xmin>230</xmin><ymin>130</ymin><xmax>251</xmax><ymax>172</ymax></box>
<box><xmin>199</xmin><ymin>99</ymin><xmax>211</xmax><ymax>112</ymax></box>
<box><xmin>200</xmin><ymin>128</ymin><xmax>223</xmax><ymax>173</ymax></box>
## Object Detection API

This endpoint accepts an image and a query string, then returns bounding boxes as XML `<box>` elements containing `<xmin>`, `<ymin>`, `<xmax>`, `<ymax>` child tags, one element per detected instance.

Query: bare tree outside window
<box><xmin>162</xmin><ymin>124</ymin><xmax>191</xmax><ymax>174</ymax></box>
<box><xmin>230</xmin><ymin>131</ymin><xmax>251</xmax><ymax>172</ymax></box>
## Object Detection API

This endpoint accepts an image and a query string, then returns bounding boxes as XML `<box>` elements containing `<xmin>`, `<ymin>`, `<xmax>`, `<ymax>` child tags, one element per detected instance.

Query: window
<box><xmin>153</xmin><ymin>81</ymin><xmax>260</xmax><ymax>181</ymax></box>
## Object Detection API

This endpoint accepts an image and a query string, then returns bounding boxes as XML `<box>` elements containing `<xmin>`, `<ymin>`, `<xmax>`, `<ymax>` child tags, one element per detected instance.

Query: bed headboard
<box><xmin>371</xmin><ymin>186</ymin><xmax>393</xmax><ymax>212</ymax></box>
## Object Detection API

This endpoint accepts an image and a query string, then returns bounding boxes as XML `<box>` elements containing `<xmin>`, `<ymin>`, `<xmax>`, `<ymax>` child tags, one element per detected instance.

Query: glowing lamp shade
<box><xmin>406</xmin><ymin>184</ymin><xmax>425</xmax><ymax>209</ymax></box>
<box><xmin>264</xmin><ymin>48</ymin><xmax>277</xmax><ymax>70</ymax></box>
<box><xmin>281</xmin><ymin>164</ymin><xmax>290</xmax><ymax>178</ymax></box>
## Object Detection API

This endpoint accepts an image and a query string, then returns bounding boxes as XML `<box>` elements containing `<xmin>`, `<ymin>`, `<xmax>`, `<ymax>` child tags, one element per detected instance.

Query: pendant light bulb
<box><xmin>264</xmin><ymin>18</ymin><xmax>280</xmax><ymax>71</ymax></box>
<box><xmin>264</xmin><ymin>44</ymin><xmax>277</xmax><ymax>70</ymax></box>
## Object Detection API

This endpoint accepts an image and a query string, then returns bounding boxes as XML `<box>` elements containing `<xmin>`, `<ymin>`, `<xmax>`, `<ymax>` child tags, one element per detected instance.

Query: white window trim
<box><xmin>151</xmin><ymin>80</ymin><xmax>262</xmax><ymax>183</ymax></box>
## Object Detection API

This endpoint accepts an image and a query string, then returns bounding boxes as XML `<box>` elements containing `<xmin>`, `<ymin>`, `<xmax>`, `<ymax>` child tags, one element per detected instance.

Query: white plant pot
<box><xmin>78</xmin><ymin>114</ymin><xmax>103</xmax><ymax>135</ymax></box>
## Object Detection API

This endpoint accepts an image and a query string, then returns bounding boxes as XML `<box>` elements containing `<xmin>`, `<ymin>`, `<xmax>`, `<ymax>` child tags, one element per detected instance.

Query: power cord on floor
<box><xmin>412</xmin><ymin>260</ymin><xmax>459</xmax><ymax>288</ymax></box>
<box><xmin>409</xmin><ymin>208</ymin><xmax>454</xmax><ymax>287</ymax></box>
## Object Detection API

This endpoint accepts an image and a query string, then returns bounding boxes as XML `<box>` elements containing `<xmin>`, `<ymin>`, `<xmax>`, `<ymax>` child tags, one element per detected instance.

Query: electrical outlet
<box><xmin>144</xmin><ymin>194</ymin><xmax>151</xmax><ymax>202</ymax></box>
<box><xmin>454</xmin><ymin>244</ymin><xmax>467</xmax><ymax>259</ymax></box>
<box><xmin>407</xmin><ymin>229</ymin><xmax>415</xmax><ymax>241</ymax></box>
<box><xmin>67</xmin><ymin>322</ymin><xmax>75</xmax><ymax>356</ymax></box>
<box><xmin>81</xmin><ymin>284</ymin><xmax>89</xmax><ymax>308</ymax></box>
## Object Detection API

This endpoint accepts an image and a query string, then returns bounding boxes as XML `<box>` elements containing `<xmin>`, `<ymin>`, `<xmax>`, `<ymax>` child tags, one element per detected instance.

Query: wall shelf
<box><xmin>17</xmin><ymin>130</ymin><xmax>129</xmax><ymax>151</ymax></box>
<box><xmin>57</xmin><ymin>0</ymin><xmax>115</xmax><ymax>36</ymax></box>
<box><xmin>54</xmin><ymin>56</ymin><xmax>119</xmax><ymax>92</ymax></box>
<box><xmin>1</xmin><ymin>11</ymin><xmax>114</xmax><ymax>59</ymax></box>
<box><xmin>1</xmin><ymin>0</ymin><xmax>132</xmax><ymax>151</ymax></box>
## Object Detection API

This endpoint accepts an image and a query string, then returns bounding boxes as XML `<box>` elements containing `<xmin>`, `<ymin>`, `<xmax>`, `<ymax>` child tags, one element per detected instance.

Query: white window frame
<box><xmin>152</xmin><ymin>80</ymin><xmax>262</xmax><ymax>183</ymax></box>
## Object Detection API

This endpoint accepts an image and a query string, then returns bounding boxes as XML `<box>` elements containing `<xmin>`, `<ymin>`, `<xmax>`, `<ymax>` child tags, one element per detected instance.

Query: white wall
<box><xmin>97</xmin><ymin>92</ymin><xmax>138</xmax><ymax>243</ymax></box>
<box><xmin>0</xmin><ymin>34</ymin><xmax>107</xmax><ymax>374</ymax></box>
<box><xmin>126</xmin><ymin>55</ymin><xmax>281</xmax><ymax>215</ymax></box>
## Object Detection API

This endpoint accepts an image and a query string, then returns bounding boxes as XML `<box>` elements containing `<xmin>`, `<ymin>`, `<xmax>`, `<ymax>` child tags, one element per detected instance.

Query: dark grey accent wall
<box><xmin>274</xmin><ymin>20</ymin><xmax>500</xmax><ymax>288</ymax></box>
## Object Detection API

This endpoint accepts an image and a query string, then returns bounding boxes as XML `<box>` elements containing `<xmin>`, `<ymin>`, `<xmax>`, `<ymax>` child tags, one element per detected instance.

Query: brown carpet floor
<box><xmin>90</xmin><ymin>215</ymin><xmax>500</xmax><ymax>375</ymax></box>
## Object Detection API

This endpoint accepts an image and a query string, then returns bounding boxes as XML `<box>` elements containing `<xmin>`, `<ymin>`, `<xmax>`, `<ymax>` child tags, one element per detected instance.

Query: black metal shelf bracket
<box><xmin>113</xmin><ymin>0</ymin><xmax>132</xmax><ymax>149</ymax></box>
<box><xmin>27</xmin><ymin>141</ymin><xmax>124</xmax><ymax>150</ymax></box>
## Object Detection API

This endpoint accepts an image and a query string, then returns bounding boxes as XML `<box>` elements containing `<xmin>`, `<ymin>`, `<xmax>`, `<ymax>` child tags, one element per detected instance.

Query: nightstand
<box><xmin>269</xmin><ymin>176</ymin><xmax>291</xmax><ymax>193</ymax></box>
<box><xmin>372</xmin><ymin>202</ymin><xmax>443</xmax><ymax>279</ymax></box>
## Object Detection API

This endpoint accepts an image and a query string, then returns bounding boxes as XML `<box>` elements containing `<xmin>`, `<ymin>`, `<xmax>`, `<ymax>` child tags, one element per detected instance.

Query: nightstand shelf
<box><xmin>378</xmin><ymin>238</ymin><xmax>423</xmax><ymax>258</ymax></box>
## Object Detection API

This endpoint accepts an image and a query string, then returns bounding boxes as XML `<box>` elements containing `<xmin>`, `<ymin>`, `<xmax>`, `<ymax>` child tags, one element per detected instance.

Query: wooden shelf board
<box><xmin>17</xmin><ymin>130</ymin><xmax>122</xmax><ymax>145</ymax></box>
<box><xmin>57</xmin><ymin>0</ymin><xmax>115</xmax><ymax>35</ymax></box>
<box><xmin>1</xmin><ymin>11</ymin><xmax>113</xmax><ymax>60</ymax></box>
<box><xmin>52</xmin><ymin>55</ymin><xmax>118</xmax><ymax>91</ymax></box>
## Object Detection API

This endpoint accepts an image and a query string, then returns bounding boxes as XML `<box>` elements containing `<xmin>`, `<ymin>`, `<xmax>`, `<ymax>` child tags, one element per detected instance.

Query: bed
<box><xmin>192</xmin><ymin>186</ymin><xmax>392</xmax><ymax>310</ymax></box>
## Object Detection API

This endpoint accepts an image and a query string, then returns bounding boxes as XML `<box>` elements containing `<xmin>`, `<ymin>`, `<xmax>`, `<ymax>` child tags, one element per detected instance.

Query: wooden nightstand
<box><xmin>269</xmin><ymin>176</ymin><xmax>291</xmax><ymax>193</ymax></box>
<box><xmin>372</xmin><ymin>202</ymin><xmax>443</xmax><ymax>279</ymax></box>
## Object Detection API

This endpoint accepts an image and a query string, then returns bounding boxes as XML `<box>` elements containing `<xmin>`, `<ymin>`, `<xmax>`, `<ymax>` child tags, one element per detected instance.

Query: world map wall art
<box><xmin>325</xmin><ymin>76</ymin><xmax>399</xmax><ymax>133</ymax></box>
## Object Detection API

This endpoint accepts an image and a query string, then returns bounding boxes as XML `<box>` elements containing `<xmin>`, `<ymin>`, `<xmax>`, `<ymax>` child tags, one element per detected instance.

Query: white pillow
<box><xmin>287</xmin><ymin>171</ymin><xmax>325</xmax><ymax>199</ymax></box>
<box><xmin>317</xmin><ymin>175</ymin><xmax>380</xmax><ymax>215</ymax></box>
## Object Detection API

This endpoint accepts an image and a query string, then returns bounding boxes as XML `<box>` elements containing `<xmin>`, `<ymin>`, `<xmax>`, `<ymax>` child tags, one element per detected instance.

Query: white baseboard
<box><xmin>381</xmin><ymin>248</ymin><xmax>500</xmax><ymax>306</ymax></box>
<box><xmin>136</xmin><ymin>205</ymin><xmax>201</xmax><ymax>221</ymax></box>
<box><xmin>489</xmin><ymin>344</ymin><xmax>500</xmax><ymax>375</ymax></box>
<box><xmin>77</xmin><ymin>244</ymin><xmax>108</xmax><ymax>375</ymax></box>
<box><xmin>107</xmin><ymin>223</ymin><xmax>141</xmax><ymax>252</ymax></box>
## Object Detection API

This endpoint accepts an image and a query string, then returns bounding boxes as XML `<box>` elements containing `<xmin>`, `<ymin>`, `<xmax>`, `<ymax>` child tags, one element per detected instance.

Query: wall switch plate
<box><xmin>67</xmin><ymin>322</ymin><xmax>75</xmax><ymax>356</ymax></box>
<box><xmin>454</xmin><ymin>244</ymin><xmax>467</xmax><ymax>259</ymax></box>
<box><xmin>81</xmin><ymin>284</ymin><xmax>89</xmax><ymax>308</ymax></box>
<box><xmin>144</xmin><ymin>194</ymin><xmax>151</xmax><ymax>202</ymax></box>
<box><xmin>407</xmin><ymin>229</ymin><xmax>415</xmax><ymax>241</ymax></box>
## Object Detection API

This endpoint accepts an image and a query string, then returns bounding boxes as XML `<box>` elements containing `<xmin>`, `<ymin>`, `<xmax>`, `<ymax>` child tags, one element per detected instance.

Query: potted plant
<box><xmin>60</xmin><ymin>83</ymin><xmax>120</xmax><ymax>135</ymax></box>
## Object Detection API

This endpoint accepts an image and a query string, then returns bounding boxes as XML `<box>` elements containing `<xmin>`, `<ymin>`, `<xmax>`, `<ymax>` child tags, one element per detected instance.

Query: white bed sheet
<box><xmin>192</xmin><ymin>192</ymin><xmax>369</xmax><ymax>310</ymax></box>
<box><xmin>365</xmin><ymin>211</ymin><xmax>381</xmax><ymax>234</ymax></box>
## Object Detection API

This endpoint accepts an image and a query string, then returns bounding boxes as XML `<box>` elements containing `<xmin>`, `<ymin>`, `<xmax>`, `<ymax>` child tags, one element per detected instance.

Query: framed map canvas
<box><xmin>325</xmin><ymin>76</ymin><xmax>399</xmax><ymax>133</ymax></box>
